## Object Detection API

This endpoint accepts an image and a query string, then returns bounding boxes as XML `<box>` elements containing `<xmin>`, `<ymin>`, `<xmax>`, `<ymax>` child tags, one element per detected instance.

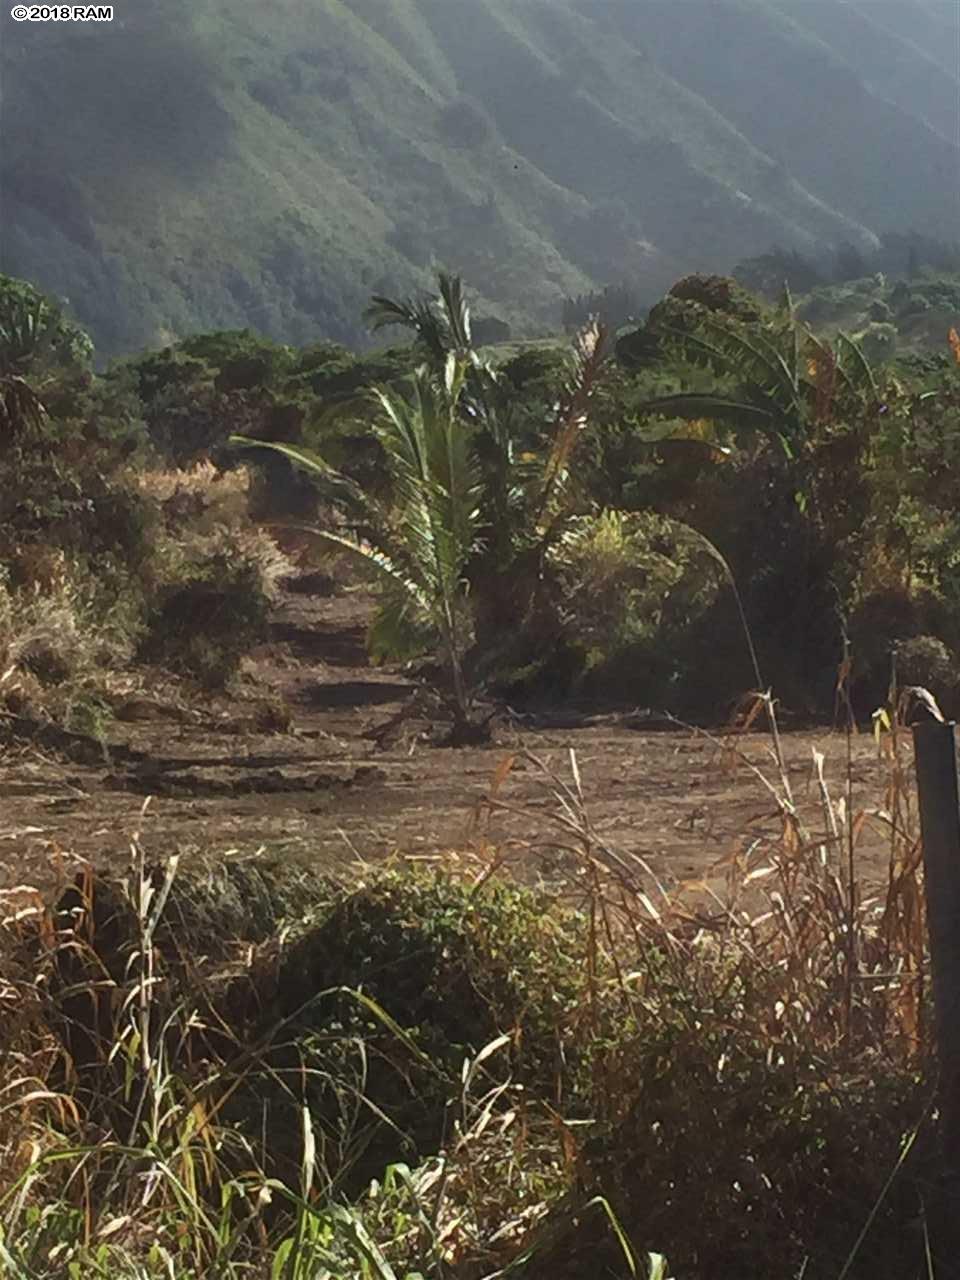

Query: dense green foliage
<box><xmin>4</xmin><ymin>264</ymin><xmax>960</xmax><ymax>726</ymax></box>
<box><xmin>236</xmin><ymin>267</ymin><xmax>960</xmax><ymax>722</ymax></box>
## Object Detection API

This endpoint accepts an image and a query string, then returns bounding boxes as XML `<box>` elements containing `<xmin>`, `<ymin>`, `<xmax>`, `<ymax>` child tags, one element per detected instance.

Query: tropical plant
<box><xmin>0</xmin><ymin>296</ymin><xmax>52</xmax><ymax>445</ymax></box>
<box><xmin>0</xmin><ymin>278</ymin><xmax>94</xmax><ymax>448</ymax></box>
<box><xmin>365</xmin><ymin>271</ymin><xmax>482</xmax><ymax>371</ymax></box>
<box><xmin>233</xmin><ymin>357</ymin><xmax>483</xmax><ymax>737</ymax></box>
<box><xmin>630</xmin><ymin>288</ymin><xmax>881</xmax><ymax>462</ymax></box>
<box><xmin>465</xmin><ymin>318</ymin><xmax>610</xmax><ymax>677</ymax></box>
<box><xmin>364</xmin><ymin>272</ymin><xmax>612</xmax><ymax>668</ymax></box>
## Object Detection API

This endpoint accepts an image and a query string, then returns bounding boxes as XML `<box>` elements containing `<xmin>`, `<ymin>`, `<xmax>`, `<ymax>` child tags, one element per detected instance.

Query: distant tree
<box><xmin>667</xmin><ymin>275</ymin><xmax>764</xmax><ymax>321</ymax></box>
<box><xmin>618</xmin><ymin>275</ymin><xmax>764</xmax><ymax>369</ymax></box>
<box><xmin>562</xmin><ymin>283</ymin><xmax>642</xmax><ymax>333</ymax></box>
<box><xmin>472</xmin><ymin>316</ymin><xmax>512</xmax><ymax>345</ymax></box>
<box><xmin>856</xmin><ymin>322</ymin><xmax>897</xmax><ymax>365</ymax></box>
<box><xmin>869</xmin><ymin>299</ymin><xmax>893</xmax><ymax>323</ymax></box>
<box><xmin>880</xmin><ymin>231</ymin><xmax>960</xmax><ymax>278</ymax></box>
<box><xmin>177</xmin><ymin>329</ymin><xmax>294</xmax><ymax>392</ymax></box>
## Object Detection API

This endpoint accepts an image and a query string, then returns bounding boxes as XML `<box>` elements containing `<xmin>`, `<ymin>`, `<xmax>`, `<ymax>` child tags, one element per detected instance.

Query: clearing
<box><xmin>0</xmin><ymin>580</ymin><xmax>903</xmax><ymax>897</ymax></box>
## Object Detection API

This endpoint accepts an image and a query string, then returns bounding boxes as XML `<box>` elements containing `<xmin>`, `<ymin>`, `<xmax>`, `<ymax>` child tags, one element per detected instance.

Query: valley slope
<box><xmin>1</xmin><ymin>0</ymin><xmax>957</xmax><ymax>357</ymax></box>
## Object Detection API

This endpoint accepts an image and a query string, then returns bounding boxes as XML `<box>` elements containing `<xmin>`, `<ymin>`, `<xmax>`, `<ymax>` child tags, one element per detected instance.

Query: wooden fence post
<box><xmin>912</xmin><ymin>718</ymin><xmax>960</xmax><ymax>1267</ymax></box>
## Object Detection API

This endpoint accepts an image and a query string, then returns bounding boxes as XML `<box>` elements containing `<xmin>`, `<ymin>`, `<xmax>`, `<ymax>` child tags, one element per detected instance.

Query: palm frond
<box><xmin>437</xmin><ymin>271</ymin><xmax>472</xmax><ymax>353</ymax></box>
<box><xmin>366</xmin><ymin>583</ymin><xmax>436</xmax><ymax>664</ymax></box>
<box><xmin>658</xmin><ymin>318</ymin><xmax>800</xmax><ymax>407</ymax></box>
<box><xmin>372</xmin><ymin>371</ymin><xmax>482</xmax><ymax>594</ymax></box>
<box><xmin>287</xmin><ymin>525</ymin><xmax>431</xmax><ymax>611</ymax></box>
<box><xmin>364</xmin><ymin>293</ymin><xmax>448</xmax><ymax>365</ymax></box>
<box><xmin>0</xmin><ymin>374</ymin><xmax>47</xmax><ymax>444</ymax></box>
<box><xmin>0</xmin><ymin>299</ymin><xmax>46</xmax><ymax>374</ymax></box>
<box><xmin>228</xmin><ymin>435</ymin><xmax>373</xmax><ymax>519</ymax></box>
<box><xmin>536</xmin><ymin>320</ymin><xmax>607</xmax><ymax>530</ymax></box>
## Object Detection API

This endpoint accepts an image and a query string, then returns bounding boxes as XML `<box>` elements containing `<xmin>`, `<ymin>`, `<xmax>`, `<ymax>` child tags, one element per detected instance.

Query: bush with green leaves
<box><xmin>551</xmin><ymin>510</ymin><xmax>720</xmax><ymax>675</ymax></box>
<box><xmin>231</xmin><ymin>869</ymin><xmax>590</xmax><ymax>1198</ymax></box>
<box><xmin>138</xmin><ymin>549</ymin><xmax>272</xmax><ymax>689</ymax></box>
<box><xmin>0</xmin><ymin>273</ymin><xmax>94</xmax><ymax>448</ymax></box>
<box><xmin>583</xmin><ymin>970</ymin><xmax>924</xmax><ymax>1278</ymax></box>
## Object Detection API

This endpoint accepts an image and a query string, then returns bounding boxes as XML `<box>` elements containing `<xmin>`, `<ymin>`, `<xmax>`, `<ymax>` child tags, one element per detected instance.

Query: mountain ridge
<box><xmin>1</xmin><ymin>0</ymin><xmax>956</xmax><ymax>358</ymax></box>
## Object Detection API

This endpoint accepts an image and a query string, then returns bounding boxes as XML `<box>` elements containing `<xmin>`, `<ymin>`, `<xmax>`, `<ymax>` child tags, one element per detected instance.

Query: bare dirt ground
<box><xmin>0</xmin><ymin>582</ymin><xmax>908</xmax><ymax>898</ymax></box>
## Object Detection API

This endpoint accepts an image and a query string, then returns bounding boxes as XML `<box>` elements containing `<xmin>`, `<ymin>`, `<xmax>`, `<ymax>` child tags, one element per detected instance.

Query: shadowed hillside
<box><xmin>1</xmin><ymin>0</ymin><xmax>957</xmax><ymax>357</ymax></box>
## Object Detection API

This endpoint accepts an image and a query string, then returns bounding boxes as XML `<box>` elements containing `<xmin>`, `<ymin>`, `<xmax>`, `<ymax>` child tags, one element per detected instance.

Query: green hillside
<box><xmin>1</xmin><ymin>0</ymin><xmax>956</xmax><ymax>358</ymax></box>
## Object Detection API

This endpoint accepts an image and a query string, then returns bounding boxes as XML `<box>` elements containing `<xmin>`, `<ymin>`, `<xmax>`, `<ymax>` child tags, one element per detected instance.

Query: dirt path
<box><xmin>0</xmin><ymin>581</ymin><xmax>907</xmax><ymax>896</ymax></box>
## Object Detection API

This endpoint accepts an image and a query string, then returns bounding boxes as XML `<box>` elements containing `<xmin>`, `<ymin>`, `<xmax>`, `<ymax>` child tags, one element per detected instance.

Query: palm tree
<box><xmin>238</xmin><ymin>272</ymin><xmax>614</xmax><ymax>720</ymax></box>
<box><xmin>233</xmin><ymin>356</ymin><xmax>483</xmax><ymax>737</ymax></box>
<box><xmin>366</xmin><ymin>273</ymin><xmax>615</xmax><ymax>687</ymax></box>
<box><xmin>363</xmin><ymin>272</ymin><xmax>609</xmax><ymax>651</ymax></box>
<box><xmin>366</xmin><ymin>271</ymin><xmax>479</xmax><ymax>368</ymax></box>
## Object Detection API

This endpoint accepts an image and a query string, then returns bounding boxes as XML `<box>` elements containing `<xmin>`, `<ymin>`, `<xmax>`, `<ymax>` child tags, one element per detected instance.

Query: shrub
<box><xmin>237</xmin><ymin>870</ymin><xmax>589</xmax><ymax>1193</ymax></box>
<box><xmin>0</xmin><ymin>558</ymin><xmax>140</xmax><ymax>722</ymax></box>
<box><xmin>855</xmin><ymin>320</ymin><xmax>897</xmax><ymax>363</ymax></box>
<box><xmin>896</xmin><ymin>633</ymin><xmax>960</xmax><ymax>714</ymax></box>
<box><xmin>0</xmin><ymin>452</ymin><xmax>159</xmax><ymax>574</ymax></box>
<box><xmin>551</xmin><ymin>510</ymin><xmax>719</xmax><ymax>666</ymax></box>
<box><xmin>584</xmin><ymin>978</ymin><xmax>922</xmax><ymax>1277</ymax></box>
<box><xmin>138</xmin><ymin>551</ymin><xmax>272</xmax><ymax>689</ymax></box>
<box><xmin>135</xmin><ymin>460</ymin><xmax>252</xmax><ymax>533</ymax></box>
<box><xmin>847</xmin><ymin>586</ymin><xmax>952</xmax><ymax>713</ymax></box>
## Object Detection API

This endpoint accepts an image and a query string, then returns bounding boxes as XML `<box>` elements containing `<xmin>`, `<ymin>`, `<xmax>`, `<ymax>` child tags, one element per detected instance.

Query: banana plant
<box><xmin>632</xmin><ymin>290</ymin><xmax>880</xmax><ymax>461</ymax></box>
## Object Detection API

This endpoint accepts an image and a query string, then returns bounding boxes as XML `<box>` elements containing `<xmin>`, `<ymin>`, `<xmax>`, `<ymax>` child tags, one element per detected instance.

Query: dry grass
<box><xmin>0</xmin><ymin>564</ymin><xmax>140</xmax><ymax>729</ymax></box>
<box><xmin>134</xmin><ymin>460</ymin><xmax>252</xmax><ymax>525</ymax></box>
<box><xmin>472</xmin><ymin>697</ymin><xmax>925</xmax><ymax>1064</ymax></box>
<box><xmin>0</xmin><ymin>694</ymin><xmax>942</xmax><ymax>1278</ymax></box>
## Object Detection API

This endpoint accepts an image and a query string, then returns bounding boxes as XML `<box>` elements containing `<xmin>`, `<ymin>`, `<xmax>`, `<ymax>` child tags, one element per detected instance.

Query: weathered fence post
<box><xmin>912</xmin><ymin>718</ymin><xmax>960</xmax><ymax>1266</ymax></box>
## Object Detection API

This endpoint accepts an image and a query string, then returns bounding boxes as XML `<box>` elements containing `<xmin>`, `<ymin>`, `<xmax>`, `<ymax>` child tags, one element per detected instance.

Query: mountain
<box><xmin>1</xmin><ymin>0</ymin><xmax>957</xmax><ymax>359</ymax></box>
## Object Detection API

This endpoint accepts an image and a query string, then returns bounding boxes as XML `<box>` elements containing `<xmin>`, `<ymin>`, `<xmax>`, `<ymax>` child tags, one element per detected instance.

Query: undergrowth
<box><xmin>0</xmin><ymin>693</ymin><xmax>947</xmax><ymax>1278</ymax></box>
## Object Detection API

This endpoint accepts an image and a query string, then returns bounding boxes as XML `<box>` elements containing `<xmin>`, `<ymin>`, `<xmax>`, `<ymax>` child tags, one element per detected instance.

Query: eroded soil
<box><xmin>0</xmin><ymin>582</ymin><xmax>908</xmax><ymax>898</ymax></box>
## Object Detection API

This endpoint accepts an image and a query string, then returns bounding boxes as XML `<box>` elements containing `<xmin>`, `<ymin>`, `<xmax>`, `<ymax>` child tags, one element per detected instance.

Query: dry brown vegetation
<box><xmin>0</xmin><ymin>678</ymin><xmax>947</xmax><ymax>1278</ymax></box>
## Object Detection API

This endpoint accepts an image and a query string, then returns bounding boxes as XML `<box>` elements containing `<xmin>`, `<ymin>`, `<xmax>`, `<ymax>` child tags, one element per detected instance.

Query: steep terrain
<box><xmin>1</xmin><ymin>0</ymin><xmax>957</xmax><ymax>358</ymax></box>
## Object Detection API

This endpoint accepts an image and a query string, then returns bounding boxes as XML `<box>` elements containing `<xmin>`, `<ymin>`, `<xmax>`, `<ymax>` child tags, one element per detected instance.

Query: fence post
<box><xmin>912</xmin><ymin>718</ymin><xmax>960</xmax><ymax>1266</ymax></box>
